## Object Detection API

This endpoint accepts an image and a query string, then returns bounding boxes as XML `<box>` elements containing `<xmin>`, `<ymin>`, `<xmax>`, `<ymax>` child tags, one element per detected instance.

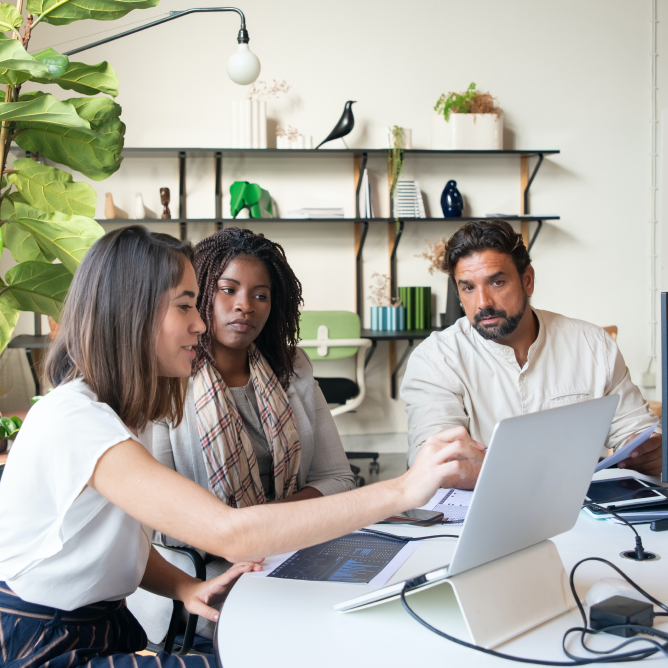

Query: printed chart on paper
<box><xmin>424</xmin><ymin>488</ymin><xmax>473</xmax><ymax>523</ymax></box>
<box><xmin>267</xmin><ymin>533</ymin><xmax>409</xmax><ymax>584</ymax></box>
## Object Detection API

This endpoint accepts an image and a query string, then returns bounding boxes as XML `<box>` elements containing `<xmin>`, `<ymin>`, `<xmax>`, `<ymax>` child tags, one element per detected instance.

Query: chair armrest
<box><xmin>299</xmin><ymin>338</ymin><xmax>372</xmax><ymax>358</ymax></box>
<box><xmin>159</xmin><ymin>546</ymin><xmax>207</xmax><ymax>655</ymax></box>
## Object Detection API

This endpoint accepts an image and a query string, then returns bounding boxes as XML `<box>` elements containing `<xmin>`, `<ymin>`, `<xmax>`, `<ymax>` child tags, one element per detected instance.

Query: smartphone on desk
<box><xmin>585</xmin><ymin>476</ymin><xmax>667</xmax><ymax>509</ymax></box>
<box><xmin>378</xmin><ymin>509</ymin><xmax>444</xmax><ymax>525</ymax></box>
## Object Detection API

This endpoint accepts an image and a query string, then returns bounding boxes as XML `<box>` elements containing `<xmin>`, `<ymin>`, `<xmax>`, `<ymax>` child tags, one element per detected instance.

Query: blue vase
<box><xmin>441</xmin><ymin>180</ymin><xmax>463</xmax><ymax>218</ymax></box>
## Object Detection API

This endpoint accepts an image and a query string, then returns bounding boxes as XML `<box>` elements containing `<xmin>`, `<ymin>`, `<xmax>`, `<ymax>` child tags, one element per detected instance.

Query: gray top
<box><xmin>228</xmin><ymin>380</ymin><xmax>274</xmax><ymax>498</ymax></box>
<box><xmin>153</xmin><ymin>349</ymin><xmax>355</xmax><ymax>547</ymax></box>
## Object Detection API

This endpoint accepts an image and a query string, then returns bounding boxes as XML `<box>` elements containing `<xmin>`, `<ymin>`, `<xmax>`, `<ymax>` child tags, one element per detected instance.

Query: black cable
<box><xmin>360</xmin><ymin>528</ymin><xmax>459</xmax><ymax>542</ymax></box>
<box><xmin>582</xmin><ymin>503</ymin><xmax>648</xmax><ymax>560</ymax></box>
<box><xmin>398</xmin><ymin>556</ymin><xmax>668</xmax><ymax>665</ymax></box>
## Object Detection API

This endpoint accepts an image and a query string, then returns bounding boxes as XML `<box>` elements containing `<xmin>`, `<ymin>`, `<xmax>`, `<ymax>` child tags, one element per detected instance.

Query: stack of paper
<box><xmin>285</xmin><ymin>208</ymin><xmax>345</xmax><ymax>219</ymax></box>
<box><xmin>393</xmin><ymin>180</ymin><xmax>426</xmax><ymax>218</ymax></box>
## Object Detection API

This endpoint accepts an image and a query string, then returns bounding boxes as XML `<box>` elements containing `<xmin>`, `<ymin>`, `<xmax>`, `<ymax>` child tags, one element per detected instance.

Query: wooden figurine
<box><xmin>160</xmin><ymin>187</ymin><xmax>171</xmax><ymax>219</ymax></box>
<box><xmin>104</xmin><ymin>193</ymin><xmax>129</xmax><ymax>220</ymax></box>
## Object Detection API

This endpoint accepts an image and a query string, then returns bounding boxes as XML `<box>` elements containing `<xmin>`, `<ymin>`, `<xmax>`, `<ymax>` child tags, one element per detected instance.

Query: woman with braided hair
<box><xmin>145</xmin><ymin>227</ymin><xmax>355</xmax><ymax>641</ymax></box>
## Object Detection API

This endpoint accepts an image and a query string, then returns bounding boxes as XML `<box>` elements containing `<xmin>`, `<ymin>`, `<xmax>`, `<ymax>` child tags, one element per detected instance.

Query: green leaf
<box><xmin>4</xmin><ymin>221</ymin><xmax>52</xmax><ymax>262</ymax></box>
<box><xmin>0</xmin><ymin>37</ymin><xmax>50</xmax><ymax>86</ymax></box>
<box><xmin>1</xmin><ymin>190</ymin><xmax>25</xmax><ymax>221</ymax></box>
<box><xmin>0</xmin><ymin>294</ymin><xmax>19</xmax><ymax>354</ymax></box>
<box><xmin>8</xmin><ymin>158</ymin><xmax>96</xmax><ymax>216</ymax></box>
<box><xmin>27</xmin><ymin>0</ymin><xmax>159</xmax><ymax>26</ymax></box>
<box><xmin>15</xmin><ymin>115</ymin><xmax>124</xmax><ymax>180</ymax></box>
<box><xmin>2</xmin><ymin>260</ymin><xmax>72</xmax><ymax>319</ymax></box>
<box><xmin>0</xmin><ymin>3</ymin><xmax>24</xmax><ymax>32</ymax></box>
<box><xmin>51</xmin><ymin>60</ymin><xmax>118</xmax><ymax>98</ymax></box>
<box><xmin>68</xmin><ymin>95</ymin><xmax>120</xmax><ymax>123</ymax></box>
<box><xmin>0</xmin><ymin>93</ymin><xmax>90</xmax><ymax>128</ymax></box>
<box><xmin>32</xmin><ymin>47</ymin><xmax>69</xmax><ymax>79</ymax></box>
<box><xmin>14</xmin><ymin>202</ymin><xmax>104</xmax><ymax>273</ymax></box>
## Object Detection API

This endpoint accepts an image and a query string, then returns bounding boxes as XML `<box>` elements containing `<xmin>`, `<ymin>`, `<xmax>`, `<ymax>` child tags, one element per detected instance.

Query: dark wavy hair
<box><xmin>45</xmin><ymin>226</ymin><xmax>195</xmax><ymax>430</ymax></box>
<box><xmin>443</xmin><ymin>219</ymin><xmax>531</xmax><ymax>278</ymax></box>
<box><xmin>194</xmin><ymin>227</ymin><xmax>303</xmax><ymax>390</ymax></box>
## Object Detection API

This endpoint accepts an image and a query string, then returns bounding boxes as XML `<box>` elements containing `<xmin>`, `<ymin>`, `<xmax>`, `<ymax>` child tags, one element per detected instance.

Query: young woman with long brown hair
<box><xmin>0</xmin><ymin>226</ymin><xmax>484</xmax><ymax>668</ymax></box>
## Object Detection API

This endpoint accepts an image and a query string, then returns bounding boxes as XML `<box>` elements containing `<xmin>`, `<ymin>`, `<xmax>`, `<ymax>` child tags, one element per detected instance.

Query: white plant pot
<box><xmin>431</xmin><ymin>112</ymin><xmax>503</xmax><ymax>150</ymax></box>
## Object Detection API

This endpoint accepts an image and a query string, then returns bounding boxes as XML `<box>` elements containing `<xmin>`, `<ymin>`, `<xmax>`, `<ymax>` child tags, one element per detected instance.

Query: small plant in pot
<box><xmin>0</xmin><ymin>414</ymin><xmax>22</xmax><ymax>455</ymax></box>
<box><xmin>369</xmin><ymin>272</ymin><xmax>405</xmax><ymax>332</ymax></box>
<box><xmin>431</xmin><ymin>82</ymin><xmax>503</xmax><ymax>150</ymax></box>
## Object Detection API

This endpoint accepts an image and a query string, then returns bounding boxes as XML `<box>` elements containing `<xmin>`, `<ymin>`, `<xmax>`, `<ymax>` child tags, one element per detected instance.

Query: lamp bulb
<box><xmin>227</xmin><ymin>43</ymin><xmax>261</xmax><ymax>85</ymax></box>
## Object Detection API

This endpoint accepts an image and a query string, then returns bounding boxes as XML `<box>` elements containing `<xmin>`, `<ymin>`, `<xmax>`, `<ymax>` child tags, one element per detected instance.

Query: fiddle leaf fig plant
<box><xmin>0</xmin><ymin>0</ymin><xmax>158</xmax><ymax>353</ymax></box>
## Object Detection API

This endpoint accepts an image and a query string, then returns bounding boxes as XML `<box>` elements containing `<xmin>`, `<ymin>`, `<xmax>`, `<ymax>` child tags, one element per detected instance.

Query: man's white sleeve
<box><xmin>604</xmin><ymin>333</ymin><xmax>661</xmax><ymax>451</ymax></box>
<box><xmin>400</xmin><ymin>341</ymin><xmax>469</xmax><ymax>466</ymax></box>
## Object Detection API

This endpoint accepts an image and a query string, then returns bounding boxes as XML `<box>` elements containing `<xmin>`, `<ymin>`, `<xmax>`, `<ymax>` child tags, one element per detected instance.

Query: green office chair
<box><xmin>298</xmin><ymin>311</ymin><xmax>379</xmax><ymax>485</ymax></box>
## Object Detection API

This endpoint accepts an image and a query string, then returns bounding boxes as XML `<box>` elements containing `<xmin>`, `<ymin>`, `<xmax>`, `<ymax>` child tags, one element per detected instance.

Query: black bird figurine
<box><xmin>316</xmin><ymin>100</ymin><xmax>356</xmax><ymax>149</ymax></box>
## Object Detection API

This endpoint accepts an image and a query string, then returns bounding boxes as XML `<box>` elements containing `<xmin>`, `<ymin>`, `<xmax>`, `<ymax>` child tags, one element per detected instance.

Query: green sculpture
<box><xmin>230</xmin><ymin>181</ymin><xmax>274</xmax><ymax>219</ymax></box>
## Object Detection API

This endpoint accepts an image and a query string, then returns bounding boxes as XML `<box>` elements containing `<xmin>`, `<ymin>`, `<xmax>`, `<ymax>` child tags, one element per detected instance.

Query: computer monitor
<box><xmin>662</xmin><ymin>292</ymin><xmax>668</xmax><ymax>483</ymax></box>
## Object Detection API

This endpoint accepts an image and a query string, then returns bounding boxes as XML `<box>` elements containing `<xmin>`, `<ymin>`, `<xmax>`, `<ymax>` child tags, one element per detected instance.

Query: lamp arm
<box><xmin>63</xmin><ymin>6</ymin><xmax>248</xmax><ymax>57</ymax></box>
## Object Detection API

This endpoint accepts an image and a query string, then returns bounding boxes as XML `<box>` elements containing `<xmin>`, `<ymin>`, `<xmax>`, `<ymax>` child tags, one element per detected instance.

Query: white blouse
<box><xmin>0</xmin><ymin>378</ymin><xmax>152</xmax><ymax>610</ymax></box>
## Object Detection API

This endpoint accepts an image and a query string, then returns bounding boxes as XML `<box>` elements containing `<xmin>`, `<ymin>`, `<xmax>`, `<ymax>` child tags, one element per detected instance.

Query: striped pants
<box><xmin>0</xmin><ymin>584</ymin><xmax>214</xmax><ymax>668</ymax></box>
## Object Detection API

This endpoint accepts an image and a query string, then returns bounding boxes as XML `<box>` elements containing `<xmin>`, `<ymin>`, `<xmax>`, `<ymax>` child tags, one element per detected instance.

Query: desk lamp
<box><xmin>62</xmin><ymin>6</ymin><xmax>261</xmax><ymax>85</ymax></box>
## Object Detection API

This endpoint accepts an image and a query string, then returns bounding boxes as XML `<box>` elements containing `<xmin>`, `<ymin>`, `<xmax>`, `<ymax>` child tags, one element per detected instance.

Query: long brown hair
<box><xmin>45</xmin><ymin>226</ymin><xmax>195</xmax><ymax>430</ymax></box>
<box><xmin>194</xmin><ymin>227</ymin><xmax>303</xmax><ymax>390</ymax></box>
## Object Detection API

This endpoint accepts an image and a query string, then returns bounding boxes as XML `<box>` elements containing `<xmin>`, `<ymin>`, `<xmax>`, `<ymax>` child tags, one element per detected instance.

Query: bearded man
<box><xmin>401</xmin><ymin>220</ymin><xmax>662</xmax><ymax>489</ymax></box>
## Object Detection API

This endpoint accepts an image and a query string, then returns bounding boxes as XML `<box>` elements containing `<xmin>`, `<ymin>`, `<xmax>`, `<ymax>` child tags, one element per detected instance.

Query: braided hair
<box><xmin>194</xmin><ymin>227</ymin><xmax>303</xmax><ymax>390</ymax></box>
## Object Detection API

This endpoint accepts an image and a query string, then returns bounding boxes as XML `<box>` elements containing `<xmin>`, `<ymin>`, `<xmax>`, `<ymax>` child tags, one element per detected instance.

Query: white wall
<box><xmin>6</xmin><ymin>0</ymin><xmax>664</xmax><ymax>430</ymax></box>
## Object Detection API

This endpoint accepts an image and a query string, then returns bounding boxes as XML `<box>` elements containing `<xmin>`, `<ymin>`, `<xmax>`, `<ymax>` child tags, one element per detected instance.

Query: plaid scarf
<box><xmin>192</xmin><ymin>345</ymin><xmax>301</xmax><ymax>508</ymax></box>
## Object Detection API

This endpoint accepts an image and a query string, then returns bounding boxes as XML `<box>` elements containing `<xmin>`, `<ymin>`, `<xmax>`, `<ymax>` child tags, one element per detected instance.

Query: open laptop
<box><xmin>334</xmin><ymin>395</ymin><xmax>620</xmax><ymax>612</ymax></box>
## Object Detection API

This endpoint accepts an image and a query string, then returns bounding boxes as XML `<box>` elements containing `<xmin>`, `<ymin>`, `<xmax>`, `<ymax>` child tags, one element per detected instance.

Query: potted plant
<box><xmin>0</xmin><ymin>414</ymin><xmax>22</xmax><ymax>455</ymax></box>
<box><xmin>0</xmin><ymin>0</ymin><xmax>151</xmax><ymax>356</ymax></box>
<box><xmin>369</xmin><ymin>272</ymin><xmax>405</xmax><ymax>331</ymax></box>
<box><xmin>431</xmin><ymin>82</ymin><xmax>503</xmax><ymax>150</ymax></box>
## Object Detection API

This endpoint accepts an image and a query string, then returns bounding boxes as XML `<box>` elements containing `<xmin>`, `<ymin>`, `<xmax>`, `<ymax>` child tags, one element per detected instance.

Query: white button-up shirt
<box><xmin>401</xmin><ymin>309</ymin><xmax>659</xmax><ymax>466</ymax></box>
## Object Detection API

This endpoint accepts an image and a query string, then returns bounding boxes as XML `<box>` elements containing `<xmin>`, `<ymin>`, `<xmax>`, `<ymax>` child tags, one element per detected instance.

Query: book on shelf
<box><xmin>393</xmin><ymin>180</ymin><xmax>426</xmax><ymax>218</ymax></box>
<box><xmin>359</xmin><ymin>168</ymin><xmax>374</xmax><ymax>218</ymax></box>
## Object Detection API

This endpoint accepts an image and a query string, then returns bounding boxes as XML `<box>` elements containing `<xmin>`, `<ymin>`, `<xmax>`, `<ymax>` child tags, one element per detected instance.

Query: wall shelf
<box><xmin>91</xmin><ymin>146</ymin><xmax>561</xmax><ymax>399</ymax></box>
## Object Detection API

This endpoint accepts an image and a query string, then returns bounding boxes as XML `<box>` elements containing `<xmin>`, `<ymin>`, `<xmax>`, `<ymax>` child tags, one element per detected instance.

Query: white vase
<box><xmin>231</xmin><ymin>100</ymin><xmax>267</xmax><ymax>148</ymax></box>
<box><xmin>134</xmin><ymin>193</ymin><xmax>146</xmax><ymax>219</ymax></box>
<box><xmin>431</xmin><ymin>112</ymin><xmax>503</xmax><ymax>150</ymax></box>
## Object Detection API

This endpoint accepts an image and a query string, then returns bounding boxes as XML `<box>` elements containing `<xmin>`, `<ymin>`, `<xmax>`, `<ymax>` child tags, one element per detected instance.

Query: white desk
<box><xmin>216</xmin><ymin>471</ymin><xmax>668</xmax><ymax>667</ymax></box>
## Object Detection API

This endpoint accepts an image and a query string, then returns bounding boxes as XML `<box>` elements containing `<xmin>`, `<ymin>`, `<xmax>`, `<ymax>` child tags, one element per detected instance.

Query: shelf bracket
<box><xmin>179</xmin><ymin>151</ymin><xmax>187</xmax><ymax>240</ymax></box>
<box><xmin>528</xmin><ymin>219</ymin><xmax>543</xmax><ymax>252</ymax></box>
<box><xmin>215</xmin><ymin>151</ymin><xmax>223</xmax><ymax>231</ymax></box>
<box><xmin>391</xmin><ymin>339</ymin><xmax>414</xmax><ymax>399</ymax></box>
<box><xmin>354</xmin><ymin>151</ymin><xmax>369</xmax><ymax>320</ymax></box>
<box><xmin>355</xmin><ymin>220</ymin><xmax>369</xmax><ymax>320</ymax></box>
<box><xmin>389</xmin><ymin>219</ymin><xmax>404</xmax><ymax>299</ymax></box>
<box><xmin>522</xmin><ymin>152</ymin><xmax>544</xmax><ymax>214</ymax></box>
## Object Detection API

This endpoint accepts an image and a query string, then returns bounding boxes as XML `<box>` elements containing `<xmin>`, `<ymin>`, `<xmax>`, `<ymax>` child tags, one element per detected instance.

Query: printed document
<box><xmin>595</xmin><ymin>421</ymin><xmax>660</xmax><ymax>472</ymax></box>
<box><xmin>420</xmin><ymin>488</ymin><xmax>473</xmax><ymax>523</ymax></box>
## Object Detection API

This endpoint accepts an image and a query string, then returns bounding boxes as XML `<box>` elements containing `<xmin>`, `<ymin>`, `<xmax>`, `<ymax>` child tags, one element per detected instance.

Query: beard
<box><xmin>472</xmin><ymin>293</ymin><xmax>528</xmax><ymax>341</ymax></box>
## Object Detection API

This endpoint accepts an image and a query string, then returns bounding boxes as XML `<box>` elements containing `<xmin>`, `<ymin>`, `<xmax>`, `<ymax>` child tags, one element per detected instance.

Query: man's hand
<box><xmin>618</xmin><ymin>433</ymin><xmax>663</xmax><ymax>477</ymax></box>
<box><xmin>430</xmin><ymin>426</ymin><xmax>486</xmax><ymax>490</ymax></box>
<box><xmin>404</xmin><ymin>427</ymin><xmax>486</xmax><ymax>504</ymax></box>
<box><xmin>178</xmin><ymin>561</ymin><xmax>263</xmax><ymax>622</ymax></box>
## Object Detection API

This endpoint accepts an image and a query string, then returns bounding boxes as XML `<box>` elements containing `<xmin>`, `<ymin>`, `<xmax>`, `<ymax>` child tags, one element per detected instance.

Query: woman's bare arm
<box><xmin>89</xmin><ymin>427</ymin><xmax>482</xmax><ymax>563</ymax></box>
